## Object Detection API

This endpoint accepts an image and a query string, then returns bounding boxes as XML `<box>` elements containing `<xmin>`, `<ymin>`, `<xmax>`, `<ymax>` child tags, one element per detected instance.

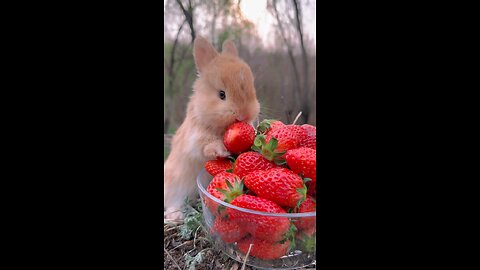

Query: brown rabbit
<box><xmin>164</xmin><ymin>37</ymin><xmax>260</xmax><ymax>220</ymax></box>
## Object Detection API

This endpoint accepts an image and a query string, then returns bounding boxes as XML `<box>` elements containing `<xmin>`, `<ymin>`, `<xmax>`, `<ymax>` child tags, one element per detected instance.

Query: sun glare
<box><xmin>240</xmin><ymin>0</ymin><xmax>267</xmax><ymax>23</ymax></box>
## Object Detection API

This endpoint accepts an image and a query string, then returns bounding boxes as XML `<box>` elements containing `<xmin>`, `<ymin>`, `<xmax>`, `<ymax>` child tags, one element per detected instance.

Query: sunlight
<box><xmin>239</xmin><ymin>0</ymin><xmax>276</xmax><ymax>47</ymax></box>
<box><xmin>240</xmin><ymin>0</ymin><xmax>267</xmax><ymax>23</ymax></box>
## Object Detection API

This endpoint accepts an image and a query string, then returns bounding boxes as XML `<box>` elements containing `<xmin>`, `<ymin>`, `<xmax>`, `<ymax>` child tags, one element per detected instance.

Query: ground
<box><xmin>163</xmin><ymin>200</ymin><xmax>316</xmax><ymax>270</ymax></box>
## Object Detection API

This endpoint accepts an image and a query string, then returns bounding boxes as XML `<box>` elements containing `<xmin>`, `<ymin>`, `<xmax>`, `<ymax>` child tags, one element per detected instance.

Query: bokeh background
<box><xmin>164</xmin><ymin>0</ymin><xmax>316</xmax><ymax>160</ymax></box>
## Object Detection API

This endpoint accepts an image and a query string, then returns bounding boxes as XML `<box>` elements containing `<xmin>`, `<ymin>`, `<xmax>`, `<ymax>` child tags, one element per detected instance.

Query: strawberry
<box><xmin>237</xmin><ymin>236</ymin><xmax>290</xmax><ymax>260</ymax></box>
<box><xmin>212</xmin><ymin>217</ymin><xmax>248</xmax><ymax>243</ymax></box>
<box><xmin>285</xmin><ymin>147</ymin><xmax>316</xmax><ymax>186</ymax></box>
<box><xmin>284</xmin><ymin>124</ymin><xmax>307</xmax><ymax>142</ymax></box>
<box><xmin>299</xmin><ymin>124</ymin><xmax>316</xmax><ymax>149</ymax></box>
<box><xmin>233</xmin><ymin>151</ymin><xmax>277</xmax><ymax>179</ymax></box>
<box><xmin>205</xmin><ymin>158</ymin><xmax>233</xmax><ymax>176</ymax></box>
<box><xmin>244</xmin><ymin>168</ymin><xmax>307</xmax><ymax>208</ymax></box>
<box><xmin>223</xmin><ymin>121</ymin><xmax>255</xmax><ymax>154</ymax></box>
<box><xmin>257</xmin><ymin>119</ymin><xmax>285</xmax><ymax>135</ymax></box>
<box><xmin>307</xmin><ymin>180</ymin><xmax>316</xmax><ymax>196</ymax></box>
<box><xmin>227</xmin><ymin>195</ymin><xmax>292</xmax><ymax>242</ymax></box>
<box><xmin>292</xmin><ymin>197</ymin><xmax>316</xmax><ymax>230</ymax></box>
<box><xmin>251</xmin><ymin>125</ymin><xmax>304</xmax><ymax>164</ymax></box>
<box><xmin>265</xmin><ymin>126</ymin><xmax>301</xmax><ymax>152</ymax></box>
<box><xmin>205</xmin><ymin>172</ymin><xmax>244</xmax><ymax>216</ymax></box>
<box><xmin>295</xmin><ymin>226</ymin><xmax>316</xmax><ymax>253</ymax></box>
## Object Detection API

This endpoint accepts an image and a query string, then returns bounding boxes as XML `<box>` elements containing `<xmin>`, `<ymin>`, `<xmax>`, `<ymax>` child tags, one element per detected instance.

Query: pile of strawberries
<box><xmin>203</xmin><ymin>119</ymin><xmax>317</xmax><ymax>260</ymax></box>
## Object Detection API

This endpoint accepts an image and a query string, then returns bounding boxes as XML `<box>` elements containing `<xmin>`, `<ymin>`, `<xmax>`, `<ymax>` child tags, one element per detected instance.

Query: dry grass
<box><xmin>164</xmin><ymin>218</ymin><xmax>251</xmax><ymax>270</ymax></box>
<box><xmin>163</xmin><ymin>200</ymin><xmax>316</xmax><ymax>270</ymax></box>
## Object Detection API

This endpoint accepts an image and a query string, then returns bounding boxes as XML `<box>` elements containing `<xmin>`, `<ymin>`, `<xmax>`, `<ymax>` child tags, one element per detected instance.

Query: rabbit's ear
<box><xmin>222</xmin><ymin>39</ymin><xmax>238</xmax><ymax>57</ymax></box>
<box><xmin>194</xmin><ymin>37</ymin><xmax>219</xmax><ymax>73</ymax></box>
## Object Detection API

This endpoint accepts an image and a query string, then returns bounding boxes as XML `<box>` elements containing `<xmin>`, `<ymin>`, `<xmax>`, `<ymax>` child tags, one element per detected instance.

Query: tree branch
<box><xmin>292</xmin><ymin>0</ymin><xmax>309</xmax><ymax>124</ymax></box>
<box><xmin>175</xmin><ymin>0</ymin><xmax>196</xmax><ymax>44</ymax></box>
<box><xmin>271</xmin><ymin>0</ymin><xmax>302</xmax><ymax>113</ymax></box>
<box><xmin>169</xmin><ymin>19</ymin><xmax>187</xmax><ymax>77</ymax></box>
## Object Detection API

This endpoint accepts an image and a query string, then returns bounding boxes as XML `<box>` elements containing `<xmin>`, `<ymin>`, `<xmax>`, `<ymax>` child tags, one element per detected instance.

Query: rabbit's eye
<box><xmin>218</xmin><ymin>90</ymin><xmax>226</xmax><ymax>100</ymax></box>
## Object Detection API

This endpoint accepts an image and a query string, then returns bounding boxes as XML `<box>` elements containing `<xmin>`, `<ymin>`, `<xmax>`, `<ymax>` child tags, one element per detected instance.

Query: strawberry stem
<box><xmin>256</xmin><ymin>119</ymin><xmax>278</xmax><ymax>134</ymax></box>
<box><xmin>302</xmin><ymin>177</ymin><xmax>312</xmax><ymax>184</ymax></box>
<box><xmin>216</xmin><ymin>178</ymin><xmax>244</xmax><ymax>203</ymax></box>
<box><xmin>295</xmin><ymin>184</ymin><xmax>308</xmax><ymax>208</ymax></box>
<box><xmin>292</xmin><ymin>111</ymin><xmax>302</xmax><ymax>125</ymax></box>
<box><xmin>251</xmin><ymin>134</ymin><xmax>286</xmax><ymax>162</ymax></box>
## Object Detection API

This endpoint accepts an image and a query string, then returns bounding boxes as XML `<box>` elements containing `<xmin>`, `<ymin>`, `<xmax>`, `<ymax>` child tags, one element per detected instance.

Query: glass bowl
<box><xmin>196</xmin><ymin>169</ymin><xmax>316</xmax><ymax>269</ymax></box>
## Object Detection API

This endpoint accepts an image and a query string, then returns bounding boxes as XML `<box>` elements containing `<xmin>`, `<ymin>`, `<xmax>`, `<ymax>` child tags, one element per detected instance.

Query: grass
<box><xmin>163</xmin><ymin>199</ymin><xmax>257</xmax><ymax>270</ymax></box>
<box><xmin>164</xmin><ymin>147</ymin><xmax>170</xmax><ymax>161</ymax></box>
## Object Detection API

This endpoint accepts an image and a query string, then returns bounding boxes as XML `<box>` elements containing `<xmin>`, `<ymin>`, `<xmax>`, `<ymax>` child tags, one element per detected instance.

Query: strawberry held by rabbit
<box><xmin>164</xmin><ymin>37</ymin><xmax>260</xmax><ymax>220</ymax></box>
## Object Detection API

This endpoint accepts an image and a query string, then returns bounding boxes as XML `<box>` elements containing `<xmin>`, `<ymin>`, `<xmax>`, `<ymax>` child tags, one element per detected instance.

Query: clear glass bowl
<box><xmin>196</xmin><ymin>169</ymin><xmax>316</xmax><ymax>269</ymax></box>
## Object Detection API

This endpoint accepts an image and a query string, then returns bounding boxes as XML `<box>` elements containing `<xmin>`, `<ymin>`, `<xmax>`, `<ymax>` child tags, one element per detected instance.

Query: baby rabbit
<box><xmin>164</xmin><ymin>37</ymin><xmax>260</xmax><ymax>220</ymax></box>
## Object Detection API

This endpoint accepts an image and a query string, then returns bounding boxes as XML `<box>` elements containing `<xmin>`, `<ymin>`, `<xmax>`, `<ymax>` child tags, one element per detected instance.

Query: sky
<box><xmin>164</xmin><ymin>0</ymin><xmax>316</xmax><ymax>49</ymax></box>
<box><xmin>239</xmin><ymin>0</ymin><xmax>316</xmax><ymax>48</ymax></box>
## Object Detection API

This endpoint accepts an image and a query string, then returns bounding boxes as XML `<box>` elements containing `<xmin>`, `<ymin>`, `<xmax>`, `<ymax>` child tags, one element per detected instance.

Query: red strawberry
<box><xmin>212</xmin><ymin>217</ymin><xmax>248</xmax><ymax>243</ymax></box>
<box><xmin>285</xmin><ymin>147</ymin><xmax>316</xmax><ymax>185</ymax></box>
<box><xmin>244</xmin><ymin>168</ymin><xmax>307</xmax><ymax>208</ymax></box>
<box><xmin>257</xmin><ymin>119</ymin><xmax>285</xmax><ymax>135</ymax></box>
<box><xmin>307</xmin><ymin>181</ymin><xmax>316</xmax><ymax>196</ymax></box>
<box><xmin>233</xmin><ymin>151</ymin><xmax>277</xmax><ymax>179</ymax></box>
<box><xmin>295</xmin><ymin>226</ymin><xmax>316</xmax><ymax>253</ymax></box>
<box><xmin>223</xmin><ymin>121</ymin><xmax>255</xmax><ymax>154</ymax></box>
<box><xmin>205</xmin><ymin>172</ymin><xmax>243</xmax><ymax>216</ymax></box>
<box><xmin>299</xmin><ymin>124</ymin><xmax>316</xmax><ymax>149</ymax></box>
<box><xmin>292</xmin><ymin>197</ymin><xmax>316</xmax><ymax>230</ymax></box>
<box><xmin>265</xmin><ymin>126</ymin><xmax>301</xmax><ymax>152</ymax></box>
<box><xmin>299</xmin><ymin>225</ymin><xmax>316</xmax><ymax>236</ymax></box>
<box><xmin>284</xmin><ymin>124</ymin><xmax>307</xmax><ymax>142</ymax></box>
<box><xmin>237</xmin><ymin>236</ymin><xmax>290</xmax><ymax>260</ymax></box>
<box><xmin>205</xmin><ymin>158</ymin><xmax>233</xmax><ymax>176</ymax></box>
<box><xmin>251</xmin><ymin>126</ymin><xmax>303</xmax><ymax>164</ymax></box>
<box><xmin>268</xmin><ymin>121</ymin><xmax>285</xmax><ymax>132</ymax></box>
<box><xmin>227</xmin><ymin>195</ymin><xmax>292</xmax><ymax>242</ymax></box>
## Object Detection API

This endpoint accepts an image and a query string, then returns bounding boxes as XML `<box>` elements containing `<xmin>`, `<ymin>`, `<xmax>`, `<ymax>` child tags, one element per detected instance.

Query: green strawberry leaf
<box><xmin>274</xmin><ymin>159</ymin><xmax>287</xmax><ymax>165</ymax></box>
<box><xmin>215</xmin><ymin>187</ymin><xmax>229</xmax><ymax>198</ymax></box>
<box><xmin>302</xmin><ymin>177</ymin><xmax>312</xmax><ymax>184</ymax></box>
<box><xmin>217</xmin><ymin>204</ymin><xmax>226</xmax><ymax>215</ymax></box>
<box><xmin>295</xmin><ymin>184</ymin><xmax>308</xmax><ymax>208</ymax></box>
<box><xmin>297</xmin><ymin>231</ymin><xmax>316</xmax><ymax>253</ymax></box>
<box><xmin>219</xmin><ymin>178</ymin><xmax>244</xmax><ymax>203</ymax></box>
<box><xmin>256</xmin><ymin>119</ymin><xmax>278</xmax><ymax>134</ymax></box>
<box><xmin>251</xmin><ymin>145</ymin><xmax>261</xmax><ymax>152</ymax></box>
<box><xmin>266</xmin><ymin>136</ymin><xmax>278</xmax><ymax>150</ymax></box>
<box><xmin>225</xmin><ymin>179</ymin><xmax>234</xmax><ymax>190</ymax></box>
<box><xmin>281</xmin><ymin>223</ymin><xmax>298</xmax><ymax>250</ymax></box>
<box><xmin>254</xmin><ymin>136</ymin><xmax>263</xmax><ymax>147</ymax></box>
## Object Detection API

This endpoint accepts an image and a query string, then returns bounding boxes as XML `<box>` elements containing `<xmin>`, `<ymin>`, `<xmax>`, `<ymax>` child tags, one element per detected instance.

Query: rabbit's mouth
<box><xmin>235</xmin><ymin>115</ymin><xmax>247</xmax><ymax>122</ymax></box>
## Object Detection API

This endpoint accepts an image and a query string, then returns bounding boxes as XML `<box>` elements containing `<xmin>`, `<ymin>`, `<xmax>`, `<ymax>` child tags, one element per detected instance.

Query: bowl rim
<box><xmin>196</xmin><ymin>169</ymin><xmax>316</xmax><ymax>218</ymax></box>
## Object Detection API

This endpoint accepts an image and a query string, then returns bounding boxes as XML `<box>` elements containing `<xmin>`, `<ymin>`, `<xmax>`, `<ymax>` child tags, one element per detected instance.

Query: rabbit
<box><xmin>164</xmin><ymin>37</ymin><xmax>260</xmax><ymax>220</ymax></box>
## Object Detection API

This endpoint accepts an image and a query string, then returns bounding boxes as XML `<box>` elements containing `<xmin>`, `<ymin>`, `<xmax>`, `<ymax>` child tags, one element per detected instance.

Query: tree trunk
<box><xmin>175</xmin><ymin>0</ymin><xmax>196</xmax><ymax>44</ymax></box>
<box><xmin>211</xmin><ymin>1</ymin><xmax>217</xmax><ymax>48</ymax></box>
<box><xmin>292</xmin><ymin>0</ymin><xmax>309</xmax><ymax>124</ymax></box>
<box><xmin>271</xmin><ymin>0</ymin><xmax>302</xmax><ymax>120</ymax></box>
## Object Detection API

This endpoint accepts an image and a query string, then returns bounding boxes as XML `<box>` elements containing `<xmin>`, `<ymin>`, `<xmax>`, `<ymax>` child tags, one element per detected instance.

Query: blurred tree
<box><xmin>292</xmin><ymin>0</ymin><xmax>310</xmax><ymax>125</ymax></box>
<box><xmin>175</xmin><ymin>0</ymin><xmax>196</xmax><ymax>44</ymax></box>
<box><xmin>268</xmin><ymin>0</ymin><xmax>311</xmax><ymax>124</ymax></box>
<box><xmin>164</xmin><ymin>0</ymin><xmax>316</xmax><ymax>135</ymax></box>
